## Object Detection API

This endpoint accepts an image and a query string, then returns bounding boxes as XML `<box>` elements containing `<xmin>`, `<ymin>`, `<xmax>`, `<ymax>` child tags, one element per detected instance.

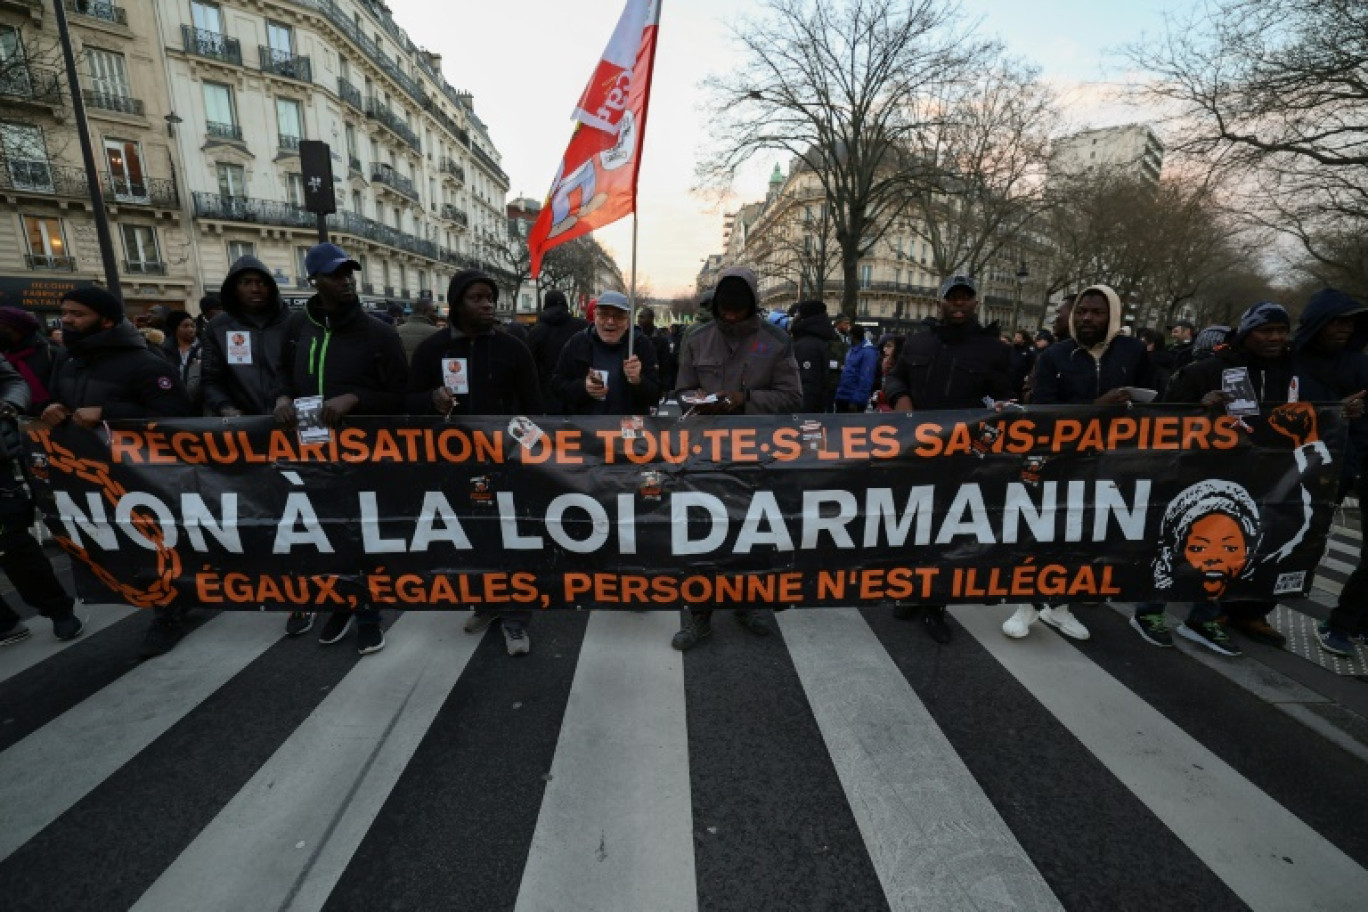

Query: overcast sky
<box><xmin>386</xmin><ymin>0</ymin><xmax>1186</xmax><ymax>297</ymax></box>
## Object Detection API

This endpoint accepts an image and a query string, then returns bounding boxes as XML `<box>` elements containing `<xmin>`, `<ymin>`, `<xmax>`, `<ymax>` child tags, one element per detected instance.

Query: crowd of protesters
<box><xmin>1</xmin><ymin>240</ymin><xmax>1365</xmax><ymax>666</ymax></box>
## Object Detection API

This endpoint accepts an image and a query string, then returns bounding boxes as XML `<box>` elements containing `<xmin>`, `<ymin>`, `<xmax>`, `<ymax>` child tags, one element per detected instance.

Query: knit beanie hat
<box><xmin>63</xmin><ymin>286</ymin><xmax>124</xmax><ymax>322</ymax></box>
<box><xmin>0</xmin><ymin>306</ymin><xmax>41</xmax><ymax>336</ymax></box>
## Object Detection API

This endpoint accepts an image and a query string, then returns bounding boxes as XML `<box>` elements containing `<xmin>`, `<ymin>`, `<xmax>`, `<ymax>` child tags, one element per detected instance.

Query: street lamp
<box><xmin>1009</xmin><ymin>261</ymin><xmax>1029</xmax><ymax>331</ymax></box>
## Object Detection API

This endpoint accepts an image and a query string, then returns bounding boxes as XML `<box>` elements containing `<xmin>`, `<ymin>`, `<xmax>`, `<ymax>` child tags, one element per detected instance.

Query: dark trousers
<box><xmin>1329</xmin><ymin>473</ymin><xmax>1368</xmax><ymax>635</ymax></box>
<box><xmin>0</xmin><ymin>526</ymin><xmax>74</xmax><ymax>627</ymax></box>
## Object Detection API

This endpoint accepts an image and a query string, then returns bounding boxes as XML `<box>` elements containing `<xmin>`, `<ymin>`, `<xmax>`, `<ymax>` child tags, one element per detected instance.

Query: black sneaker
<box><xmin>51</xmin><ymin>612</ymin><xmax>84</xmax><ymax>642</ymax></box>
<box><xmin>734</xmin><ymin>609</ymin><xmax>772</xmax><ymax>637</ymax></box>
<box><xmin>139</xmin><ymin>616</ymin><xmax>183</xmax><ymax>659</ymax></box>
<box><xmin>285</xmin><ymin>611</ymin><xmax>315</xmax><ymax>637</ymax></box>
<box><xmin>0</xmin><ymin>619</ymin><xmax>32</xmax><ymax>647</ymax></box>
<box><xmin>318</xmin><ymin>611</ymin><xmax>353</xmax><ymax>645</ymax></box>
<box><xmin>1176</xmin><ymin>621</ymin><xmax>1242</xmax><ymax>657</ymax></box>
<box><xmin>1130</xmin><ymin>612</ymin><xmax>1173</xmax><ymax>648</ymax></box>
<box><xmin>671</xmin><ymin>616</ymin><xmax>712</xmax><ymax>651</ymax></box>
<box><xmin>922</xmin><ymin>607</ymin><xmax>952</xmax><ymax>644</ymax></box>
<box><xmin>356</xmin><ymin>623</ymin><xmax>385</xmax><ymax>655</ymax></box>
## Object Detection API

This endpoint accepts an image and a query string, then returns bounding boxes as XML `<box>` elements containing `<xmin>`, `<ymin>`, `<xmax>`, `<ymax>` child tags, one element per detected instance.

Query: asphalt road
<box><xmin>1</xmin><ymin>545</ymin><xmax>1367</xmax><ymax>911</ymax></box>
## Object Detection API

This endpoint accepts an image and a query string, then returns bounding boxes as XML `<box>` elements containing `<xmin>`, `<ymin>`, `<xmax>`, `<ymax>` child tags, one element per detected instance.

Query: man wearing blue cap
<box><xmin>882</xmin><ymin>274</ymin><xmax>1012</xmax><ymax>644</ymax></box>
<box><xmin>273</xmin><ymin>242</ymin><xmax>408</xmax><ymax>655</ymax></box>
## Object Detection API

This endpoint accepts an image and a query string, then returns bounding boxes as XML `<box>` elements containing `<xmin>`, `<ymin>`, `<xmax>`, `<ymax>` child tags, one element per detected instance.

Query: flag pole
<box><xmin>628</xmin><ymin>212</ymin><xmax>639</xmax><ymax>359</ymax></box>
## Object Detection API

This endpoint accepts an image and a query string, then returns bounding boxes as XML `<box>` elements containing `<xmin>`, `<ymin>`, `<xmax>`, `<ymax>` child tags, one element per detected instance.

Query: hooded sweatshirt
<box><xmin>1293</xmin><ymin>288</ymin><xmax>1368</xmax><ymax>483</ymax></box>
<box><xmin>200</xmin><ymin>255</ymin><xmax>294</xmax><ymax>416</ymax></box>
<box><xmin>675</xmin><ymin>266</ymin><xmax>801</xmax><ymax>414</ymax></box>
<box><xmin>526</xmin><ymin>292</ymin><xmax>588</xmax><ymax>412</ymax></box>
<box><xmin>1032</xmin><ymin>284</ymin><xmax>1159</xmax><ymax>404</ymax></box>
<box><xmin>274</xmin><ymin>292</ymin><xmax>409</xmax><ymax>414</ymax></box>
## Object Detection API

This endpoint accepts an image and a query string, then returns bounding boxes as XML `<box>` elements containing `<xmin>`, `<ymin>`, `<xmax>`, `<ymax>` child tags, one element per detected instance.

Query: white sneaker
<box><xmin>502</xmin><ymin>623</ymin><xmax>530</xmax><ymax>656</ymax></box>
<box><xmin>1002</xmin><ymin>605</ymin><xmax>1039</xmax><ymax>638</ymax></box>
<box><xmin>1040</xmin><ymin>605</ymin><xmax>1090</xmax><ymax>641</ymax></box>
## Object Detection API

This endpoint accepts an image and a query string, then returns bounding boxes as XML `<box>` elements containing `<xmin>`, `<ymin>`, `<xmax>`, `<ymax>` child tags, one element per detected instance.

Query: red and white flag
<box><xmin>528</xmin><ymin>0</ymin><xmax>661</xmax><ymax>277</ymax></box>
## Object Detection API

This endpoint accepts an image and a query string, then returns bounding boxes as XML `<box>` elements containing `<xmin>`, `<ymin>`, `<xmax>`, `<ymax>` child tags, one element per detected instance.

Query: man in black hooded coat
<box><xmin>526</xmin><ymin>289</ymin><xmax>587</xmax><ymax>413</ymax></box>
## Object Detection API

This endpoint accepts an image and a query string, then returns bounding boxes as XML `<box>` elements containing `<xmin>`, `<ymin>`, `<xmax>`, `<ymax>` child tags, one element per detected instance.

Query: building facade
<box><xmin>0</xmin><ymin>0</ymin><xmax>514</xmax><ymax>323</ymax></box>
<box><xmin>1</xmin><ymin>0</ymin><xmax>196</xmax><ymax>322</ymax></box>
<box><xmin>159</xmin><ymin>0</ymin><xmax>511</xmax><ymax>310</ymax></box>
<box><xmin>1048</xmin><ymin>124</ymin><xmax>1165</xmax><ymax>185</ymax></box>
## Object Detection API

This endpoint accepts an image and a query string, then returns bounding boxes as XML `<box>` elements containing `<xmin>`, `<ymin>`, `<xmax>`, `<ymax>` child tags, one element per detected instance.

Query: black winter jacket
<box><xmin>201</xmin><ymin>256</ymin><xmax>294</xmax><ymax>416</ymax></box>
<box><xmin>1032</xmin><ymin>335</ymin><xmax>1160</xmax><ymax>404</ymax></box>
<box><xmin>50</xmin><ymin>320</ymin><xmax>193</xmax><ymax>419</ymax></box>
<box><xmin>274</xmin><ymin>297</ymin><xmax>408</xmax><ymax>414</ymax></box>
<box><xmin>526</xmin><ymin>304</ymin><xmax>588</xmax><ymax>412</ymax></box>
<box><xmin>406</xmin><ymin>326</ymin><xmax>543</xmax><ymax>416</ymax></box>
<box><xmin>1165</xmin><ymin>346</ymin><xmax>1296</xmax><ymax>405</ymax></box>
<box><xmin>552</xmin><ymin>326</ymin><xmax>661</xmax><ymax>415</ymax></box>
<box><xmin>791</xmin><ymin>313</ymin><xmax>836</xmax><ymax>412</ymax></box>
<box><xmin>882</xmin><ymin>320</ymin><xmax>1012</xmax><ymax>410</ymax></box>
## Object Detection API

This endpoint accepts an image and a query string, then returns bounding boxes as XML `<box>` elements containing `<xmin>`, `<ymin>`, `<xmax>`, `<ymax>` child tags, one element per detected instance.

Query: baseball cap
<box><xmin>938</xmin><ymin>274</ymin><xmax>977</xmax><ymax>298</ymax></box>
<box><xmin>596</xmin><ymin>291</ymin><xmax>631</xmax><ymax>311</ymax></box>
<box><xmin>304</xmin><ymin>242</ymin><xmax>361</xmax><ymax>277</ymax></box>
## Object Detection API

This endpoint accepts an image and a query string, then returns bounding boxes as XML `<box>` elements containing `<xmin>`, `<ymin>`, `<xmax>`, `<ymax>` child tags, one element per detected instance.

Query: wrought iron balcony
<box><xmin>440</xmin><ymin>204</ymin><xmax>468</xmax><ymax>228</ymax></box>
<box><xmin>207</xmin><ymin>121</ymin><xmax>244</xmax><ymax>143</ymax></box>
<box><xmin>279</xmin><ymin>134</ymin><xmax>302</xmax><ymax>154</ymax></box>
<box><xmin>259</xmin><ymin>46</ymin><xmax>312</xmax><ymax>83</ymax></box>
<box><xmin>65</xmin><ymin>1</ymin><xmax>126</xmax><ymax>25</ymax></box>
<box><xmin>123</xmin><ymin>260</ymin><xmax>167</xmax><ymax>276</ymax></box>
<box><xmin>83</xmin><ymin>88</ymin><xmax>144</xmax><ymax>116</ymax></box>
<box><xmin>348</xmin><ymin>154</ymin><xmax>361</xmax><ymax>172</ymax></box>
<box><xmin>191</xmin><ymin>192</ymin><xmax>440</xmax><ymax>262</ymax></box>
<box><xmin>182</xmin><ymin>25</ymin><xmax>242</xmax><ymax>67</ymax></box>
<box><xmin>102</xmin><ymin>173</ymin><xmax>179</xmax><ymax>208</ymax></box>
<box><xmin>364</xmin><ymin>97</ymin><xmax>420</xmax><ymax>152</ymax></box>
<box><xmin>0</xmin><ymin>66</ymin><xmax>63</xmax><ymax>105</ymax></box>
<box><xmin>337</xmin><ymin>77</ymin><xmax>362</xmax><ymax>111</ymax></box>
<box><xmin>370</xmin><ymin>163</ymin><xmax>418</xmax><ymax>201</ymax></box>
<box><xmin>439</xmin><ymin>157</ymin><xmax>465</xmax><ymax>184</ymax></box>
<box><xmin>25</xmin><ymin>254</ymin><xmax>76</xmax><ymax>271</ymax></box>
<box><xmin>0</xmin><ymin>159</ymin><xmax>89</xmax><ymax>196</ymax></box>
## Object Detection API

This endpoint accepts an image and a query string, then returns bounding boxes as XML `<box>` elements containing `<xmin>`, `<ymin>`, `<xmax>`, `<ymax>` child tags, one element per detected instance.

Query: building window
<box><xmin>351</xmin><ymin>189</ymin><xmax>363</xmax><ymax>215</ymax></box>
<box><xmin>191</xmin><ymin>0</ymin><xmax>223</xmax><ymax>33</ymax></box>
<box><xmin>1</xmin><ymin>122</ymin><xmax>52</xmax><ymax>191</ymax></box>
<box><xmin>266</xmin><ymin>21</ymin><xmax>293</xmax><ymax>55</ymax></box>
<box><xmin>227</xmin><ymin>240</ymin><xmax>255</xmax><ymax>262</ymax></box>
<box><xmin>276</xmin><ymin>97</ymin><xmax>303</xmax><ymax>151</ymax></box>
<box><xmin>23</xmin><ymin>215</ymin><xmax>70</xmax><ymax>269</ymax></box>
<box><xmin>345</xmin><ymin>123</ymin><xmax>358</xmax><ymax>167</ymax></box>
<box><xmin>203</xmin><ymin>82</ymin><xmax>238</xmax><ymax>139</ymax></box>
<box><xmin>0</xmin><ymin>25</ymin><xmax>31</xmax><ymax>97</ymax></box>
<box><xmin>121</xmin><ymin>224</ymin><xmax>162</xmax><ymax>273</ymax></box>
<box><xmin>86</xmin><ymin>48</ymin><xmax>131</xmax><ymax>107</ymax></box>
<box><xmin>285</xmin><ymin>171</ymin><xmax>304</xmax><ymax>207</ymax></box>
<box><xmin>860</xmin><ymin>264</ymin><xmax>872</xmax><ymax>288</ymax></box>
<box><xmin>103</xmin><ymin>139</ymin><xmax>146</xmax><ymax>202</ymax></box>
<box><xmin>216</xmin><ymin>162</ymin><xmax>246</xmax><ymax>198</ymax></box>
<box><xmin>295</xmin><ymin>246</ymin><xmax>311</xmax><ymax>287</ymax></box>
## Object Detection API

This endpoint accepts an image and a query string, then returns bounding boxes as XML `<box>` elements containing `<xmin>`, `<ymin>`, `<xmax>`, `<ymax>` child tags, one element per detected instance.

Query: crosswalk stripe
<box><xmin>0</xmin><ymin>602</ymin><xmax>138</xmax><ymax>686</ymax></box>
<box><xmin>779</xmin><ymin>609</ymin><xmax>1060</xmax><ymax>911</ymax></box>
<box><xmin>515</xmin><ymin>611</ymin><xmax>696</xmax><ymax>912</ymax></box>
<box><xmin>0</xmin><ymin>612</ymin><xmax>280</xmax><ymax>861</ymax></box>
<box><xmin>952</xmin><ymin>605</ymin><xmax>1368</xmax><ymax>910</ymax></box>
<box><xmin>130</xmin><ymin>613</ymin><xmax>479</xmax><ymax>912</ymax></box>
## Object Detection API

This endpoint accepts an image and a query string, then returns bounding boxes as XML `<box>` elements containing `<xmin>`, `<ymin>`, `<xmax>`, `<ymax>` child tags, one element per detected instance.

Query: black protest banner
<box><xmin>23</xmin><ymin>404</ymin><xmax>1344</xmax><ymax>611</ymax></box>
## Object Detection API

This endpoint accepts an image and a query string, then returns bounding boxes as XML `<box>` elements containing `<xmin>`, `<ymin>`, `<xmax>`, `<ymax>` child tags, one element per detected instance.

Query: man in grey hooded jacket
<box><xmin>671</xmin><ymin>266</ymin><xmax>801</xmax><ymax>650</ymax></box>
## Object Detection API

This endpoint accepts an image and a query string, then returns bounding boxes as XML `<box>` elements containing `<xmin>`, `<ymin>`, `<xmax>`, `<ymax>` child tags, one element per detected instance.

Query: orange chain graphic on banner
<box><xmin>32</xmin><ymin>429</ymin><xmax>181</xmax><ymax>609</ymax></box>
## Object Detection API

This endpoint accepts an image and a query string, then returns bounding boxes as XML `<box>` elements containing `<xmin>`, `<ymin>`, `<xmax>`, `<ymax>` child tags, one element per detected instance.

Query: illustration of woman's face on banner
<box><xmin>1182</xmin><ymin>512</ymin><xmax>1250</xmax><ymax>598</ymax></box>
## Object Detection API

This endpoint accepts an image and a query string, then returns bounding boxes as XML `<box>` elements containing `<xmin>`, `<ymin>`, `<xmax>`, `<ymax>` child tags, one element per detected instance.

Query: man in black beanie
<box><xmin>527</xmin><ymin>288</ymin><xmax>587</xmax><ymax>413</ymax></box>
<box><xmin>407</xmin><ymin>268</ymin><xmax>542</xmax><ymax>655</ymax></box>
<box><xmin>41</xmin><ymin>286</ymin><xmax>194</xmax><ymax>658</ymax></box>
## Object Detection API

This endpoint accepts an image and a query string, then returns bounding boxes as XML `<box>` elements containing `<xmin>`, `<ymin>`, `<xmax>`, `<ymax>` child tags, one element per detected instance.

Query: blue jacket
<box><xmin>835</xmin><ymin>339</ymin><xmax>879</xmax><ymax>407</ymax></box>
<box><xmin>1031</xmin><ymin>335</ymin><xmax>1159</xmax><ymax>404</ymax></box>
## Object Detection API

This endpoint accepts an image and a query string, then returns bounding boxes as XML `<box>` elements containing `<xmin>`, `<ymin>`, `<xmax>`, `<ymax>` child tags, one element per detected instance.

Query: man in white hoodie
<box><xmin>1003</xmin><ymin>284</ymin><xmax>1161</xmax><ymax>640</ymax></box>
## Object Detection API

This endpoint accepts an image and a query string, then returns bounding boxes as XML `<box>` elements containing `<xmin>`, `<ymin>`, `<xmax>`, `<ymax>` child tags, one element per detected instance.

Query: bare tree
<box><xmin>908</xmin><ymin>52</ymin><xmax>1059</xmax><ymax>280</ymax></box>
<box><xmin>699</xmin><ymin>0</ymin><xmax>981</xmax><ymax>318</ymax></box>
<box><xmin>1127</xmin><ymin>0</ymin><xmax>1368</xmax><ymax>288</ymax></box>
